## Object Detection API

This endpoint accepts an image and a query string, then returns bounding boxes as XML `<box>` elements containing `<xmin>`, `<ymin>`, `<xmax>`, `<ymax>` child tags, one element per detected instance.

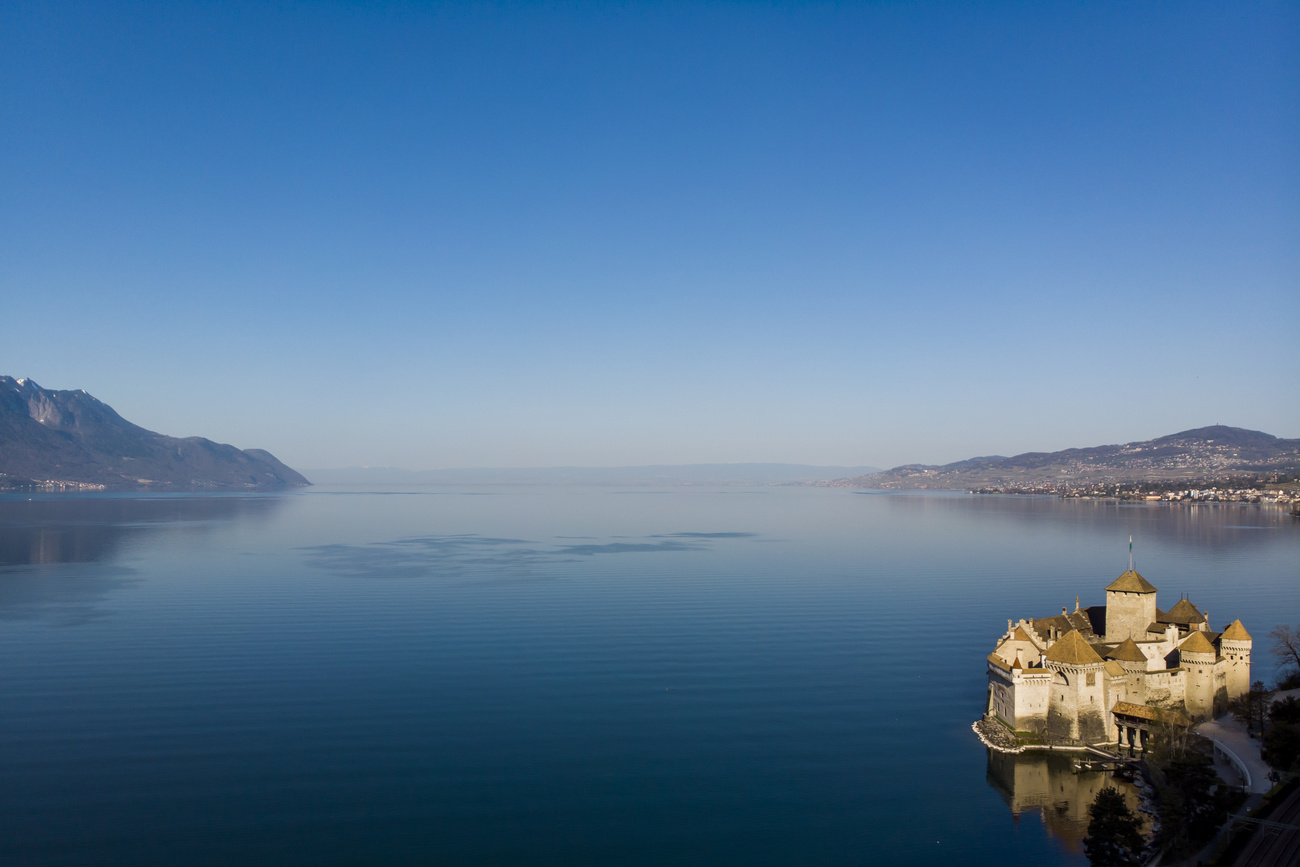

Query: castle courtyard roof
<box><xmin>1106</xmin><ymin>569</ymin><xmax>1158</xmax><ymax>594</ymax></box>
<box><xmin>1178</xmin><ymin>631</ymin><xmax>1217</xmax><ymax>655</ymax></box>
<box><xmin>1221</xmin><ymin>620</ymin><xmax>1252</xmax><ymax>641</ymax></box>
<box><xmin>1045</xmin><ymin>629</ymin><xmax>1105</xmax><ymax>666</ymax></box>
<box><xmin>1106</xmin><ymin>638</ymin><xmax>1148</xmax><ymax>663</ymax></box>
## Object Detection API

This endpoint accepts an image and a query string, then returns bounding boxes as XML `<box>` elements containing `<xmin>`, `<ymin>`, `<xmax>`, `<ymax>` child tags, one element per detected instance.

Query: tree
<box><xmin>1156</xmin><ymin>753</ymin><xmax>1232</xmax><ymax>857</ymax></box>
<box><xmin>1230</xmin><ymin>682</ymin><xmax>1274</xmax><ymax>734</ymax></box>
<box><xmin>1084</xmin><ymin>786</ymin><xmax>1146</xmax><ymax>867</ymax></box>
<box><xmin>1262</xmin><ymin>724</ymin><xmax>1300</xmax><ymax>771</ymax></box>
<box><xmin>1261</xmin><ymin>697</ymin><xmax>1300</xmax><ymax>772</ymax></box>
<box><xmin>1271</xmin><ymin>697</ymin><xmax>1300</xmax><ymax>726</ymax></box>
<box><xmin>1271</xmin><ymin>624</ymin><xmax>1300</xmax><ymax>680</ymax></box>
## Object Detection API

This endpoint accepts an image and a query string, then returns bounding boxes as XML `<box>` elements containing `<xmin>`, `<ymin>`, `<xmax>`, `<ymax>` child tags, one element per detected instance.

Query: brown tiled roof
<box><xmin>1163</xmin><ymin>598</ymin><xmax>1206</xmax><ymax>625</ymax></box>
<box><xmin>1178</xmin><ymin>631</ymin><xmax>1216</xmax><ymax>655</ymax></box>
<box><xmin>1221</xmin><ymin>620</ymin><xmax>1252</xmax><ymax>641</ymax></box>
<box><xmin>1045</xmin><ymin>629</ymin><xmax>1105</xmax><ymax>666</ymax></box>
<box><xmin>1031</xmin><ymin>615</ymin><xmax>1069</xmax><ymax>638</ymax></box>
<box><xmin>1112</xmin><ymin>700</ymin><xmax>1160</xmax><ymax>720</ymax></box>
<box><xmin>1111</xmin><ymin>701</ymin><xmax>1190</xmax><ymax>727</ymax></box>
<box><xmin>1106</xmin><ymin>569</ymin><xmax>1158</xmax><ymax>593</ymax></box>
<box><xmin>1032</xmin><ymin>611</ymin><xmax>1098</xmax><ymax>641</ymax></box>
<box><xmin>1065</xmin><ymin>610</ymin><xmax>1097</xmax><ymax>636</ymax></box>
<box><xmin>1106</xmin><ymin>638</ymin><xmax>1147</xmax><ymax>663</ymax></box>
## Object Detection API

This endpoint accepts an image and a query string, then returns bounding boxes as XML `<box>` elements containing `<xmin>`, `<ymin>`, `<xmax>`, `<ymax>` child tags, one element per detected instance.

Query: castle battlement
<box><xmin>984</xmin><ymin>567</ymin><xmax>1251</xmax><ymax>747</ymax></box>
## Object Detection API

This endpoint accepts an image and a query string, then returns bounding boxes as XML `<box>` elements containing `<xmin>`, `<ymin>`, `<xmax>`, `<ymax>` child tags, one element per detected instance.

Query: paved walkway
<box><xmin>1196</xmin><ymin>716</ymin><xmax>1274</xmax><ymax>794</ymax></box>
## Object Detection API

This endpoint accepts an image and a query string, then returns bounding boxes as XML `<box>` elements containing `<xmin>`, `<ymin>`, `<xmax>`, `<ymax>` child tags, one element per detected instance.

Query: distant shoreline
<box><xmin>966</xmin><ymin>484</ymin><xmax>1297</xmax><ymax>506</ymax></box>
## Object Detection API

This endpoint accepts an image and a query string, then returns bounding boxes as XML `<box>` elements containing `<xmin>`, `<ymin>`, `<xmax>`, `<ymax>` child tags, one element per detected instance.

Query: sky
<box><xmin>2</xmin><ymin>2</ymin><xmax>1297</xmax><ymax>471</ymax></box>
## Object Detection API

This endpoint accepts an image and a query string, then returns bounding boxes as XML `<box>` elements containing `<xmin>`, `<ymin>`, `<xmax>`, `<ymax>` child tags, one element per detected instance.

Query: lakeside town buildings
<box><xmin>985</xmin><ymin>568</ymin><xmax>1251</xmax><ymax>747</ymax></box>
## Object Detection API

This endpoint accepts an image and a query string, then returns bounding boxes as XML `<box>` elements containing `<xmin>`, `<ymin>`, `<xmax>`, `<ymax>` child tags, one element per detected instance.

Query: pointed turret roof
<box><xmin>1106</xmin><ymin>569</ymin><xmax>1157</xmax><ymax>593</ymax></box>
<box><xmin>1164</xmin><ymin>598</ymin><xmax>1206</xmax><ymax>625</ymax></box>
<box><xmin>1221</xmin><ymin>620</ymin><xmax>1252</xmax><ymax>641</ymax></box>
<box><xmin>1045</xmin><ymin>629</ymin><xmax>1105</xmax><ymax>666</ymax></box>
<box><xmin>1178</xmin><ymin>631</ymin><xmax>1216</xmax><ymax>655</ymax></box>
<box><xmin>1106</xmin><ymin>638</ymin><xmax>1147</xmax><ymax>663</ymax></box>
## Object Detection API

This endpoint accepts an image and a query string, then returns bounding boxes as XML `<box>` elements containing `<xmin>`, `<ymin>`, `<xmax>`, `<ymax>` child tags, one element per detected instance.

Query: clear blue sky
<box><xmin>3</xmin><ymin>2</ymin><xmax>1297</xmax><ymax>470</ymax></box>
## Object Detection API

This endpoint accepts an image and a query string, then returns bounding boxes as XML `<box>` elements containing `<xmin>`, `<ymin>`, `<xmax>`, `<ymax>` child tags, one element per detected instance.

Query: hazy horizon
<box><xmin>3</xmin><ymin>3</ymin><xmax>1296</xmax><ymax>471</ymax></box>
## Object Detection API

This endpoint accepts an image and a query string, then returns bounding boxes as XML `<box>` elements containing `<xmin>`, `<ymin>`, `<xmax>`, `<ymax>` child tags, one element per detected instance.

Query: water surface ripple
<box><xmin>1</xmin><ymin>488</ymin><xmax>1296</xmax><ymax>865</ymax></box>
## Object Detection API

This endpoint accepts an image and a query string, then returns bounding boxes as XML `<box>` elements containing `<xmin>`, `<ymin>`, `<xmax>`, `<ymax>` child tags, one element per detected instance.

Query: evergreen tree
<box><xmin>1084</xmin><ymin>786</ymin><xmax>1145</xmax><ymax>867</ymax></box>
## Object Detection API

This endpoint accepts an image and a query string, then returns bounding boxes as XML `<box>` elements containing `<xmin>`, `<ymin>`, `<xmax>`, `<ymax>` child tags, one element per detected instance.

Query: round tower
<box><xmin>1219</xmin><ymin>620</ymin><xmax>1252</xmax><ymax>702</ymax></box>
<box><xmin>1177</xmin><ymin>631</ymin><xmax>1217</xmax><ymax>720</ymax></box>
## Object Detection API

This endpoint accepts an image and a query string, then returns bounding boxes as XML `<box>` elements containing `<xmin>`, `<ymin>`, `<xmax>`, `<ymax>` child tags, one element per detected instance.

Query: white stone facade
<box><xmin>984</xmin><ymin>569</ymin><xmax>1251</xmax><ymax>744</ymax></box>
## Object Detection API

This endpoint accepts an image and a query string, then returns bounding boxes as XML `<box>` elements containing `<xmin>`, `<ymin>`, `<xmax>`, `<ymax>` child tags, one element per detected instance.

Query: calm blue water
<box><xmin>1</xmin><ymin>486</ymin><xmax>1296</xmax><ymax>865</ymax></box>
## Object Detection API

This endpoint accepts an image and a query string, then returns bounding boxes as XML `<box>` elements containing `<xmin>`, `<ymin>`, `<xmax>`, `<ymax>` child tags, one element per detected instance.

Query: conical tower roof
<box><xmin>1178</xmin><ymin>631</ymin><xmax>1216</xmax><ymax>655</ymax></box>
<box><xmin>1221</xmin><ymin>620</ymin><xmax>1252</xmax><ymax>641</ymax></box>
<box><xmin>1106</xmin><ymin>638</ymin><xmax>1147</xmax><ymax>663</ymax></box>
<box><xmin>1045</xmin><ymin>629</ymin><xmax>1105</xmax><ymax>666</ymax></box>
<box><xmin>1106</xmin><ymin>569</ymin><xmax>1157</xmax><ymax>593</ymax></box>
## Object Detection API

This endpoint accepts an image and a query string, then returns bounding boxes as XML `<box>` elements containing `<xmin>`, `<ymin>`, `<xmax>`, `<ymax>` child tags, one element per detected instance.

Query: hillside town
<box><xmin>969</xmin><ymin>482</ymin><xmax>1300</xmax><ymax>505</ymax></box>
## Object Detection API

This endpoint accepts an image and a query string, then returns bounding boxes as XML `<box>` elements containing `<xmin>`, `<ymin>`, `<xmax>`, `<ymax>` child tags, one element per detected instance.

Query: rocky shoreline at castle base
<box><xmin>972</xmin><ymin>717</ymin><xmax>1025</xmax><ymax>754</ymax></box>
<box><xmin>972</xmin><ymin>716</ymin><xmax>1119</xmax><ymax>757</ymax></box>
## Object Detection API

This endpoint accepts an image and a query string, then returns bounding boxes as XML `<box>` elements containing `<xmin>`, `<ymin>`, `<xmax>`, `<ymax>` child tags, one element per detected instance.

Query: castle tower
<box><xmin>1044</xmin><ymin>630</ymin><xmax>1108</xmax><ymax>743</ymax></box>
<box><xmin>1219</xmin><ymin>620</ymin><xmax>1253</xmax><ymax>702</ymax></box>
<box><xmin>1105</xmin><ymin>638</ymin><xmax>1149</xmax><ymax>706</ymax></box>
<box><xmin>1104</xmin><ymin>569</ymin><xmax>1158</xmax><ymax>643</ymax></box>
<box><xmin>1177</xmin><ymin>631</ymin><xmax>1218</xmax><ymax>720</ymax></box>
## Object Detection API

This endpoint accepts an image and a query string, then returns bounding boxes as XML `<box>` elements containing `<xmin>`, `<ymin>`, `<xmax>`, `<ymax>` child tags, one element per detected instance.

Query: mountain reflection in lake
<box><xmin>0</xmin><ymin>494</ymin><xmax>288</xmax><ymax>622</ymax></box>
<box><xmin>0</xmin><ymin>494</ymin><xmax>288</xmax><ymax>568</ymax></box>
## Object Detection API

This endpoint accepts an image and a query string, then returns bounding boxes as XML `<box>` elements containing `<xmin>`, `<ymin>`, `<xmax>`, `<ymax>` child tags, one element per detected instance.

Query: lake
<box><xmin>1</xmin><ymin>486</ymin><xmax>1296</xmax><ymax>865</ymax></box>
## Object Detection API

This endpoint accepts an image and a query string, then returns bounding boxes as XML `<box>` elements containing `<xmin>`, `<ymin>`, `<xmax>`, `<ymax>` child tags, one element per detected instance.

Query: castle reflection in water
<box><xmin>985</xmin><ymin>750</ymin><xmax>1149</xmax><ymax>851</ymax></box>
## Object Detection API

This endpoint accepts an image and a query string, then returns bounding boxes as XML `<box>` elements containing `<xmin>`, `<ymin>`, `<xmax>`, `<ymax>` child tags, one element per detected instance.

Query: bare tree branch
<box><xmin>1271</xmin><ymin>624</ymin><xmax>1300</xmax><ymax>672</ymax></box>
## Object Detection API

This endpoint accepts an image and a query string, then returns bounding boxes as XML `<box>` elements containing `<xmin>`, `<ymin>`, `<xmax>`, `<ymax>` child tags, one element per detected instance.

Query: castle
<box><xmin>985</xmin><ymin>566</ymin><xmax>1252</xmax><ymax>746</ymax></box>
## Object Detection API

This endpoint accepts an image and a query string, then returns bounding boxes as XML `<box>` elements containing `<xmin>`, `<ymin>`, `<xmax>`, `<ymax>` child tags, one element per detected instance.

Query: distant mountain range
<box><xmin>840</xmin><ymin>426</ymin><xmax>1300</xmax><ymax>491</ymax></box>
<box><xmin>0</xmin><ymin>377</ymin><xmax>309</xmax><ymax>491</ymax></box>
<box><xmin>305</xmin><ymin>463</ymin><xmax>880</xmax><ymax>487</ymax></box>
